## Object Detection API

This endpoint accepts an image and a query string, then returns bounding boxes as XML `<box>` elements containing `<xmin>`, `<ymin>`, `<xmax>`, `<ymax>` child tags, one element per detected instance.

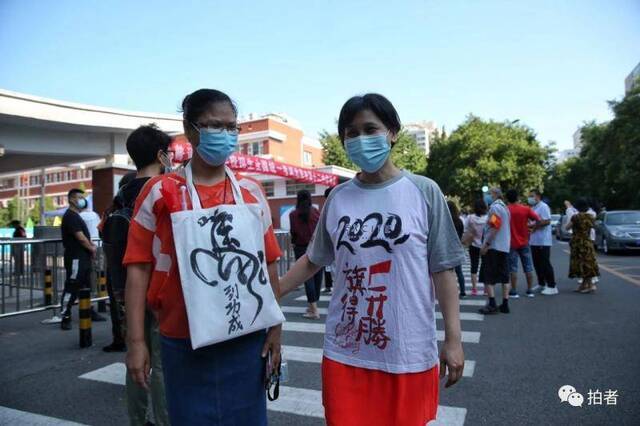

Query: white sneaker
<box><xmin>541</xmin><ymin>287</ymin><xmax>559</xmax><ymax>296</ymax></box>
<box><xmin>531</xmin><ymin>285</ymin><xmax>545</xmax><ymax>293</ymax></box>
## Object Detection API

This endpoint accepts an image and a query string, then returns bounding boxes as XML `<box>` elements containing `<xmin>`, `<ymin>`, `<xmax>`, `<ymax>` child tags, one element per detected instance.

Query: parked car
<box><xmin>595</xmin><ymin>210</ymin><xmax>640</xmax><ymax>254</ymax></box>
<box><xmin>550</xmin><ymin>214</ymin><xmax>561</xmax><ymax>233</ymax></box>
<box><xmin>555</xmin><ymin>214</ymin><xmax>573</xmax><ymax>241</ymax></box>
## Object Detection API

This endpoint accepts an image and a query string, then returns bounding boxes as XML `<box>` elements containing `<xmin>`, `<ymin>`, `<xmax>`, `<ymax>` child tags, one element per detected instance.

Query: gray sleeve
<box><xmin>406</xmin><ymin>173</ymin><xmax>466</xmax><ymax>273</ymax></box>
<box><xmin>306</xmin><ymin>192</ymin><xmax>336</xmax><ymax>267</ymax></box>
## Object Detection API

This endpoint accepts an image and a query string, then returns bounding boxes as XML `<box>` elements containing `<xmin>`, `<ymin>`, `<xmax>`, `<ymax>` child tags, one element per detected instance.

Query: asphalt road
<box><xmin>0</xmin><ymin>243</ymin><xmax>638</xmax><ymax>425</ymax></box>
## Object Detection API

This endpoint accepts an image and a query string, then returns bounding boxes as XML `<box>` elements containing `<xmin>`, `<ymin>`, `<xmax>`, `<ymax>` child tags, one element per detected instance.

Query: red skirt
<box><xmin>322</xmin><ymin>356</ymin><xmax>439</xmax><ymax>426</ymax></box>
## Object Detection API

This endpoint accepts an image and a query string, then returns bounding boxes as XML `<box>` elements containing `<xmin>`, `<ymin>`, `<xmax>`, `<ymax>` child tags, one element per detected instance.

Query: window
<box><xmin>285</xmin><ymin>180</ymin><xmax>315</xmax><ymax>196</ymax></box>
<box><xmin>250</xmin><ymin>142</ymin><xmax>263</xmax><ymax>156</ymax></box>
<box><xmin>0</xmin><ymin>178</ymin><xmax>14</xmax><ymax>189</ymax></box>
<box><xmin>262</xmin><ymin>181</ymin><xmax>275</xmax><ymax>197</ymax></box>
<box><xmin>303</xmin><ymin>150</ymin><xmax>313</xmax><ymax>165</ymax></box>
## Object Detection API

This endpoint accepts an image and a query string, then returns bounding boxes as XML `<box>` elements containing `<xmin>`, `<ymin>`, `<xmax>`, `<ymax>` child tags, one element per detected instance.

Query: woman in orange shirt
<box><xmin>124</xmin><ymin>89</ymin><xmax>283</xmax><ymax>425</ymax></box>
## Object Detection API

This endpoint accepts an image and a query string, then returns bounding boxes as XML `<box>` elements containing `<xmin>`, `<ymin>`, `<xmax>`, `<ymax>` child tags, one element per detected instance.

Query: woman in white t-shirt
<box><xmin>464</xmin><ymin>198</ymin><xmax>488</xmax><ymax>296</ymax></box>
<box><xmin>279</xmin><ymin>93</ymin><xmax>465</xmax><ymax>426</ymax></box>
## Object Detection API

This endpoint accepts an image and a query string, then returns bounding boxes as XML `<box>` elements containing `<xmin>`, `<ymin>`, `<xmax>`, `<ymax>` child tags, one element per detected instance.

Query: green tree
<box><xmin>320</xmin><ymin>130</ymin><xmax>427</xmax><ymax>173</ymax></box>
<box><xmin>427</xmin><ymin>115</ymin><xmax>552</xmax><ymax>205</ymax></box>
<box><xmin>390</xmin><ymin>131</ymin><xmax>427</xmax><ymax>174</ymax></box>
<box><xmin>7</xmin><ymin>196</ymin><xmax>26</xmax><ymax>224</ymax></box>
<box><xmin>319</xmin><ymin>130</ymin><xmax>356</xmax><ymax>169</ymax></box>
<box><xmin>28</xmin><ymin>196</ymin><xmax>56</xmax><ymax>226</ymax></box>
<box><xmin>545</xmin><ymin>81</ymin><xmax>640</xmax><ymax>210</ymax></box>
<box><xmin>0</xmin><ymin>207</ymin><xmax>9</xmax><ymax>227</ymax></box>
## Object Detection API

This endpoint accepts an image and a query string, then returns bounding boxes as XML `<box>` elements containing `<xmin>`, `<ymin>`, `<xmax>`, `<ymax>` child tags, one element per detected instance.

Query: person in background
<box><xmin>479</xmin><ymin>187</ymin><xmax>512</xmax><ymax>314</ymax></box>
<box><xmin>289</xmin><ymin>189</ymin><xmax>324</xmax><ymax>319</ymax></box>
<box><xmin>59</xmin><ymin>188</ymin><xmax>104</xmax><ymax>329</ymax></box>
<box><xmin>528</xmin><ymin>189</ymin><xmax>558</xmax><ymax>296</ymax></box>
<box><xmin>279</xmin><ymin>93</ymin><xmax>465</xmax><ymax>426</ymax></box>
<box><xmin>462</xmin><ymin>199</ymin><xmax>487</xmax><ymax>296</ymax></box>
<box><xmin>10</xmin><ymin>220</ymin><xmax>27</xmax><ymax>275</ymax></box>
<box><xmin>447</xmin><ymin>200</ymin><xmax>466</xmax><ymax>298</ymax></box>
<box><xmin>102</xmin><ymin>125</ymin><xmax>172</xmax><ymax>426</ymax></box>
<box><xmin>321</xmin><ymin>186</ymin><xmax>335</xmax><ymax>295</ymax></box>
<box><xmin>564</xmin><ymin>200</ymin><xmax>578</xmax><ymax>218</ymax></box>
<box><xmin>566</xmin><ymin>198</ymin><xmax>600</xmax><ymax>293</ymax></box>
<box><xmin>100</xmin><ymin>172</ymin><xmax>136</xmax><ymax>353</ymax></box>
<box><xmin>124</xmin><ymin>89</ymin><xmax>282</xmax><ymax>425</ymax></box>
<box><xmin>10</xmin><ymin>219</ymin><xmax>26</xmax><ymax>238</ymax></box>
<box><xmin>79</xmin><ymin>201</ymin><xmax>101</xmax><ymax>240</ymax></box>
<box><xmin>575</xmin><ymin>202</ymin><xmax>599</xmax><ymax>288</ymax></box>
<box><xmin>505</xmin><ymin>189</ymin><xmax>540</xmax><ymax>299</ymax></box>
<box><xmin>78</xmin><ymin>197</ymin><xmax>104</xmax><ymax>325</ymax></box>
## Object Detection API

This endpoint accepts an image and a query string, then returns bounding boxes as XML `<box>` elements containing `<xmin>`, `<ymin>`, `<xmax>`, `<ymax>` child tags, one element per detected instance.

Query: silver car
<box><xmin>595</xmin><ymin>210</ymin><xmax>640</xmax><ymax>254</ymax></box>
<box><xmin>556</xmin><ymin>214</ymin><xmax>573</xmax><ymax>241</ymax></box>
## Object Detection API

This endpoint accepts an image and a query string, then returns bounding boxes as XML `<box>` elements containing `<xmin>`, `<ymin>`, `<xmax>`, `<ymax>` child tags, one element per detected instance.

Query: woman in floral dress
<box><xmin>566</xmin><ymin>198</ymin><xmax>600</xmax><ymax>293</ymax></box>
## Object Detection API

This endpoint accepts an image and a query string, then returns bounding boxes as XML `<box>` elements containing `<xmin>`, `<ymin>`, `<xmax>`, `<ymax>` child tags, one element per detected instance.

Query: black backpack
<box><xmin>102</xmin><ymin>189</ymin><xmax>134</xmax><ymax>293</ymax></box>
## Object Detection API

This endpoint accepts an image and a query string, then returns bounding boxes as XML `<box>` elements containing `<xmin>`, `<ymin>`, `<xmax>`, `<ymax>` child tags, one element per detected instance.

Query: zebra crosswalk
<box><xmin>71</xmin><ymin>257</ymin><xmax>486</xmax><ymax>425</ymax></box>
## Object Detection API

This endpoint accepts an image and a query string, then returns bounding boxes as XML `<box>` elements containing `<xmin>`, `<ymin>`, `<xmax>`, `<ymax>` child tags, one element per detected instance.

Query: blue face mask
<box><xmin>76</xmin><ymin>197</ymin><xmax>88</xmax><ymax>210</ymax></box>
<box><xmin>483</xmin><ymin>194</ymin><xmax>493</xmax><ymax>206</ymax></box>
<box><xmin>196</xmin><ymin>128</ymin><xmax>238</xmax><ymax>166</ymax></box>
<box><xmin>344</xmin><ymin>133</ymin><xmax>390</xmax><ymax>173</ymax></box>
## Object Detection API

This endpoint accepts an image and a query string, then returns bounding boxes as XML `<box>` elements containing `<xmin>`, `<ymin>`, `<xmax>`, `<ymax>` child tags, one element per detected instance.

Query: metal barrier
<box><xmin>274</xmin><ymin>230</ymin><xmax>294</xmax><ymax>277</ymax></box>
<box><xmin>0</xmin><ymin>238</ymin><xmax>106</xmax><ymax>319</ymax></box>
<box><xmin>1</xmin><ymin>233</ymin><xmax>293</xmax><ymax>319</ymax></box>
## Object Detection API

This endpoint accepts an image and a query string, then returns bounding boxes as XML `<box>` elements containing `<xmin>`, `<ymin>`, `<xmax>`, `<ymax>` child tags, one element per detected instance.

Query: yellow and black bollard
<box><xmin>97</xmin><ymin>270</ymin><xmax>108</xmax><ymax>313</ymax></box>
<box><xmin>79</xmin><ymin>288</ymin><xmax>92</xmax><ymax>348</ymax></box>
<box><xmin>44</xmin><ymin>269</ymin><xmax>53</xmax><ymax>306</ymax></box>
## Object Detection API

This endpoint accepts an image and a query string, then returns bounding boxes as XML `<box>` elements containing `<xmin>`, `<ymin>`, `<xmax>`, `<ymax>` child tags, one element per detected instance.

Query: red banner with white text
<box><xmin>226</xmin><ymin>153</ymin><xmax>338</xmax><ymax>186</ymax></box>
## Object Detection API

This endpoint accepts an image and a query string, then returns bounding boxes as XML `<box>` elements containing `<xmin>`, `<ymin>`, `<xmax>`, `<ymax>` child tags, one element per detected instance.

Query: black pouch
<box><xmin>265</xmin><ymin>351</ymin><xmax>281</xmax><ymax>401</ymax></box>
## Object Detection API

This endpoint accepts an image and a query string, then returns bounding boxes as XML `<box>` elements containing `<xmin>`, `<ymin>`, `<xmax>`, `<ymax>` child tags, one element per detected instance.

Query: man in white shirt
<box><xmin>564</xmin><ymin>200</ymin><xmax>578</xmax><ymax>219</ymax></box>
<box><xmin>79</xmin><ymin>208</ymin><xmax>101</xmax><ymax>240</ymax></box>
<box><xmin>529</xmin><ymin>190</ymin><xmax>557</xmax><ymax>295</ymax></box>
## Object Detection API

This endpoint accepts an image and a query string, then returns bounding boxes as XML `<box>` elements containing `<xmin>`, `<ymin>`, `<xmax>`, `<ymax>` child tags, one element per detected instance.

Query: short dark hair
<box><xmin>68</xmin><ymin>188</ymin><xmax>84</xmax><ymax>199</ymax></box>
<box><xmin>337</xmin><ymin>93</ymin><xmax>401</xmax><ymax>141</ymax></box>
<box><xmin>574</xmin><ymin>198</ymin><xmax>589</xmax><ymax>213</ymax></box>
<box><xmin>324</xmin><ymin>186</ymin><xmax>334</xmax><ymax>198</ymax></box>
<box><xmin>181</xmin><ymin>89</ymin><xmax>237</xmax><ymax>124</ymax></box>
<box><xmin>506</xmin><ymin>189</ymin><xmax>518</xmax><ymax>203</ymax></box>
<box><xmin>531</xmin><ymin>189</ymin><xmax>542</xmax><ymax>197</ymax></box>
<box><xmin>446</xmin><ymin>200</ymin><xmax>460</xmax><ymax>219</ymax></box>
<box><xmin>474</xmin><ymin>198</ymin><xmax>488</xmax><ymax>216</ymax></box>
<box><xmin>126</xmin><ymin>125</ymin><xmax>171</xmax><ymax>170</ymax></box>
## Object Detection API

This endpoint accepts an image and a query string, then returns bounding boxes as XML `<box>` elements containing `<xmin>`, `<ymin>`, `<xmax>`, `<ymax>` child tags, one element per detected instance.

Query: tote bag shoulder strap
<box><xmin>183</xmin><ymin>162</ymin><xmax>244</xmax><ymax>209</ymax></box>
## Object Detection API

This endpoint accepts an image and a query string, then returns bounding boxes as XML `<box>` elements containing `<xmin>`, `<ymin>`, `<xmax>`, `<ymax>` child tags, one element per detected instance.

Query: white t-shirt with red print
<box><xmin>307</xmin><ymin>171</ymin><xmax>465</xmax><ymax>374</ymax></box>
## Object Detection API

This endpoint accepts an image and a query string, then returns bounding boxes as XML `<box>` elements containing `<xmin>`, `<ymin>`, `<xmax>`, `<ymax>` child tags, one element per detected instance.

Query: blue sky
<box><xmin>1</xmin><ymin>0</ymin><xmax>638</xmax><ymax>150</ymax></box>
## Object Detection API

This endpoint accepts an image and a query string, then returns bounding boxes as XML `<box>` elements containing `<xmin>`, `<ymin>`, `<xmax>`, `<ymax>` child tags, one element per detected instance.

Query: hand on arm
<box><xmin>433</xmin><ymin>269</ymin><xmax>464</xmax><ymax>388</ymax></box>
<box><xmin>125</xmin><ymin>263</ymin><xmax>152</xmax><ymax>390</ymax></box>
<box><xmin>537</xmin><ymin>219</ymin><xmax>551</xmax><ymax>229</ymax></box>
